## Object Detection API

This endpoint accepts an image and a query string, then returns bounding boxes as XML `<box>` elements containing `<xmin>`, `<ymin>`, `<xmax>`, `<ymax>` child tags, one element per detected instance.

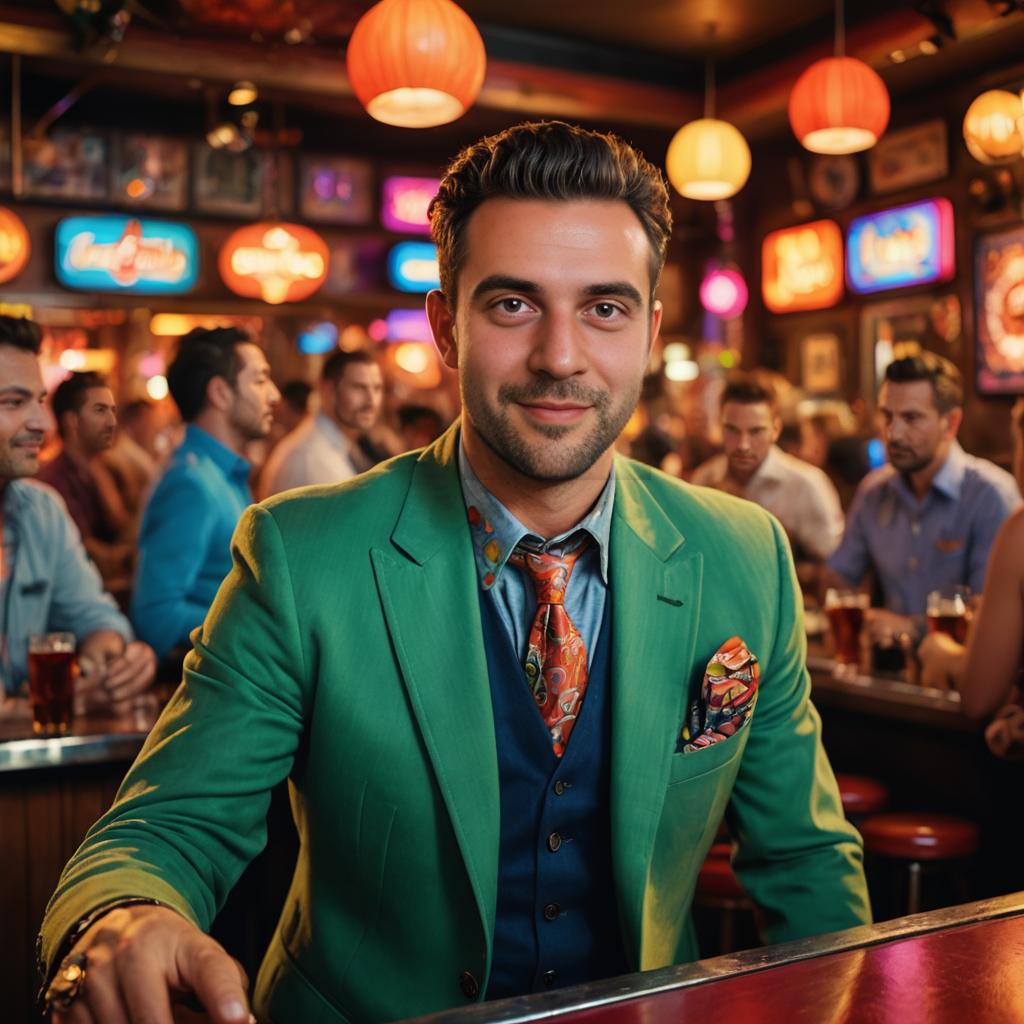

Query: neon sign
<box><xmin>0</xmin><ymin>206</ymin><xmax>30</xmax><ymax>285</ymax></box>
<box><xmin>55</xmin><ymin>216</ymin><xmax>198</xmax><ymax>294</ymax></box>
<box><xmin>381</xmin><ymin>176</ymin><xmax>440</xmax><ymax>234</ymax></box>
<box><xmin>387</xmin><ymin>242</ymin><xmax>439</xmax><ymax>292</ymax></box>
<box><xmin>762</xmin><ymin>219</ymin><xmax>844</xmax><ymax>313</ymax></box>
<box><xmin>219</xmin><ymin>222</ymin><xmax>329</xmax><ymax>304</ymax></box>
<box><xmin>847</xmin><ymin>198</ymin><xmax>955</xmax><ymax>294</ymax></box>
<box><xmin>385</xmin><ymin>308</ymin><xmax>432</xmax><ymax>343</ymax></box>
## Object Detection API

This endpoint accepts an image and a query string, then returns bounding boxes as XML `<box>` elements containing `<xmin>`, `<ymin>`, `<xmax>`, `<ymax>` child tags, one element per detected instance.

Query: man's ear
<box><xmin>426</xmin><ymin>289</ymin><xmax>458</xmax><ymax>370</ymax></box>
<box><xmin>206</xmin><ymin>374</ymin><xmax>233</xmax><ymax>413</ymax></box>
<box><xmin>945</xmin><ymin>405</ymin><xmax>964</xmax><ymax>439</ymax></box>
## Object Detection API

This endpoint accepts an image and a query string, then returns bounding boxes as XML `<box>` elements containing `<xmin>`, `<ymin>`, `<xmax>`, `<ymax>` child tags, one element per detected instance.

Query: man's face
<box><xmin>0</xmin><ymin>345</ymin><xmax>54</xmax><ymax>481</ymax></box>
<box><xmin>721</xmin><ymin>401</ymin><xmax>780</xmax><ymax>480</ymax></box>
<box><xmin>428</xmin><ymin>197</ymin><xmax>662</xmax><ymax>483</ymax></box>
<box><xmin>73</xmin><ymin>386</ymin><xmax>117</xmax><ymax>454</ymax></box>
<box><xmin>878</xmin><ymin>379</ymin><xmax>958</xmax><ymax>474</ymax></box>
<box><xmin>332</xmin><ymin>362</ymin><xmax>384</xmax><ymax>433</ymax></box>
<box><xmin>227</xmin><ymin>343</ymin><xmax>280</xmax><ymax>441</ymax></box>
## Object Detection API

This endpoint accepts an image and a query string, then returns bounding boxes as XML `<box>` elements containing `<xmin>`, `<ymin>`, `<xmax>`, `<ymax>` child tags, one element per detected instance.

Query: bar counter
<box><xmin>402</xmin><ymin>894</ymin><xmax>1024</xmax><ymax>1024</ymax></box>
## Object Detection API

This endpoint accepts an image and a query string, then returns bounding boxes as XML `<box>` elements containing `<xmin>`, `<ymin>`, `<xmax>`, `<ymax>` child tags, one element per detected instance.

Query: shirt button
<box><xmin>542</xmin><ymin>970</ymin><xmax>558</xmax><ymax>988</ymax></box>
<box><xmin>543</xmin><ymin>902</ymin><xmax>561</xmax><ymax>921</ymax></box>
<box><xmin>553</xmin><ymin>780</ymin><xmax>567</xmax><ymax>796</ymax></box>
<box><xmin>547</xmin><ymin>831</ymin><xmax>562</xmax><ymax>852</ymax></box>
<box><xmin>911</xmin><ymin>521</ymin><xmax>921</xmax><ymax>535</ymax></box>
<box><xmin>458</xmin><ymin>971</ymin><xmax>479</xmax><ymax>999</ymax></box>
<box><xmin>908</xmin><ymin>557</ymin><xmax>919</xmax><ymax>571</ymax></box>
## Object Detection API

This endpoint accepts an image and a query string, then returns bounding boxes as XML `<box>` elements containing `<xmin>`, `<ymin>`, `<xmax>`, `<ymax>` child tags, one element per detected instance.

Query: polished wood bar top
<box><xmin>404</xmin><ymin>894</ymin><xmax>1024</xmax><ymax>1024</ymax></box>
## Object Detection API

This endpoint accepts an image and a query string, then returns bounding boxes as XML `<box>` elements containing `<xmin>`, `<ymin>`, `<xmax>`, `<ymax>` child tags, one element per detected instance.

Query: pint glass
<box><xmin>927</xmin><ymin>585</ymin><xmax>972</xmax><ymax>645</ymax></box>
<box><xmin>28</xmin><ymin>632</ymin><xmax>76</xmax><ymax>736</ymax></box>
<box><xmin>824</xmin><ymin>589</ymin><xmax>868</xmax><ymax>678</ymax></box>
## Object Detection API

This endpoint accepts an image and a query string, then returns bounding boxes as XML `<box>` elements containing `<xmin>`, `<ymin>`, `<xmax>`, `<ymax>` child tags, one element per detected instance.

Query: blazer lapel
<box><xmin>370</xmin><ymin>425</ymin><xmax>500</xmax><ymax>946</ymax></box>
<box><xmin>609</xmin><ymin>458</ymin><xmax>703</xmax><ymax>965</ymax></box>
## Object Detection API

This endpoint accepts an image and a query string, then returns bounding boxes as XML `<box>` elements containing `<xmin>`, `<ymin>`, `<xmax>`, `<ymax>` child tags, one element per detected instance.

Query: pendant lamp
<box><xmin>788</xmin><ymin>0</ymin><xmax>889</xmax><ymax>154</ymax></box>
<box><xmin>346</xmin><ymin>0</ymin><xmax>486</xmax><ymax>129</ymax></box>
<box><xmin>962</xmin><ymin>89</ymin><xmax>1024</xmax><ymax>165</ymax></box>
<box><xmin>666</xmin><ymin>32</ymin><xmax>751</xmax><ymax>201</ymax></box>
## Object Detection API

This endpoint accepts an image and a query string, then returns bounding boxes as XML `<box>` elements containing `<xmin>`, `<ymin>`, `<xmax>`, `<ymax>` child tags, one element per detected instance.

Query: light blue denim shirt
<box><xmin>1</xmin><ymin>479</ymin><xmax>131</xmax><ymax>695</ymax></box>
<box><xmin>457</xmin><ymin>444</ymin><xmax>615</xmax><ymax>668</ymax></box>
<box><xmin>131</xmin><ymin>425</ymin><xmax>253</xmax><ymax>660</ymax></box>
<box><xmin>828</xmin><ymin>442</ymin><xmax>1021</xmax><ymax>616</ymax></box>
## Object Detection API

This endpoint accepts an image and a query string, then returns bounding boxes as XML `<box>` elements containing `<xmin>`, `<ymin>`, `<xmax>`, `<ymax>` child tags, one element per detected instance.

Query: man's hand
<box><xmin>49</xmin><ymin>904</ymin><xmax>253</xmax><ymax>1024</ymax></box>
<box><xmin>78</xmin><ymin>631</ymin><xmax>157</xmax><ymax>714</ymax></box>
<box><xmin>917</xmin><ymin>631</ymin><xmax>966</xmax><ymax>690</ymax></box>
<box><xmin>863</xmin><ymin>608</ymin><xmax>916</xmax><ymax>648</ymax></box>
<box><xmin>984</xmin><ymin>703</ymin><xmax>1024</xmax><ymax>761</ymax></box>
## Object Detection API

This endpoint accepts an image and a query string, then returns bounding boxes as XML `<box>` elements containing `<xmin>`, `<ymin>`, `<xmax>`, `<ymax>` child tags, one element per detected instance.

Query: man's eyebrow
<box><xmin>583</xmin><ymin>282</ymin><xmax>645</xmax><ymax>305</ymax></box>
<box><xmin>470</xmin><ymin>275</ymin><xmax>540</xmax><ymax>302</ymax></box>
<box><xmin>0</xmin><ymin>386</ymin><xmax>36</xmax><ymax>399</ymax></box>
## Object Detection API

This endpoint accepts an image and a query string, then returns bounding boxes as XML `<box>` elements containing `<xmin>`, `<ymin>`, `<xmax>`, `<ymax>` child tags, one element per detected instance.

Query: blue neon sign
<box><xmin>55</xmin><ymin>216</ymin><xmax>199</xmax><ymax>294</ymax></box>
<box><xmin>387</xmin><ymin>241</ymin><xmax>439</xmax><ymax>293</ymax></box>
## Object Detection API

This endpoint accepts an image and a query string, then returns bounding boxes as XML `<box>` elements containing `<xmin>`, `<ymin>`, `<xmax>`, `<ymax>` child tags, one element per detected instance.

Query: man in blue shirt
<box><xmin>0</xmin><ymin>315</ymin><xmax>155</xmax><ymax>711</ymax></box>
<box><xmin>828</xmin><ymin>352</ymin><xmax>1020</xmax><ymax>648</ymax></box>
<box><xmin>131</xmin><ymin>327</ymin><xmax>280</xmax><ymax>660</ymax></box>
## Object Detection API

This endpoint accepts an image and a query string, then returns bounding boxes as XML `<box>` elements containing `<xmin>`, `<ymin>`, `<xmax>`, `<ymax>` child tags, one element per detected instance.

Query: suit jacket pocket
<box><xmin>668</xmin><ymin>723</ymin><xmax>750</xmax><ymax>787</ymax></box>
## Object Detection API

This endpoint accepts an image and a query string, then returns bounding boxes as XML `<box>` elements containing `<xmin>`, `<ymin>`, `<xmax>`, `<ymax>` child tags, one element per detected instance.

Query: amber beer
<box><xmin>926</xmin><ymin>586</ymin><xmax>972</xmax><ymax>645</ymax></box>
<box><xmin>28</xmin><ymin>633</ymin><xmax>76</xmax><ymax>736</ymax></box>
<box><xmin>824</xmin><ymin>589</ymin><xmax>868</xmax><ymax>674</ymax></box>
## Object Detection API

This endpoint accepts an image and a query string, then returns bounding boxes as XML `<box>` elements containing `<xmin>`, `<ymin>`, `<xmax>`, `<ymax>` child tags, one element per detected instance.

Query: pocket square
<box><xmin>677</xmin><ymin>635</ymin><xmax>760</xmax><ymax>753</ymax></box>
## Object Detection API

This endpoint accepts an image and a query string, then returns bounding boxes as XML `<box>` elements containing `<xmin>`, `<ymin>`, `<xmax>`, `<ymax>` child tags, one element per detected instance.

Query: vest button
<box><xmin>553</xmin><ymin>780</ymin><xmax>567</xmax><ymax>796</ymax></box>
<box><xmin>542</xmin><ymin>969</ymin><xmax>558</xmax><ymax>988</ymax></box>
<box><xmin>547</xmin><ymin>831</ymin><xmax>562</xmax><ymax>852</ymax></box>
<box><xmin>543</xmin><ymin>902</ymin><xmax>561</xmax><ymax>921</ymax></box>
<box><xmin>459</xmin><ymin>971</ymin><xmax>479</xmax><ymax>999</ymax></box>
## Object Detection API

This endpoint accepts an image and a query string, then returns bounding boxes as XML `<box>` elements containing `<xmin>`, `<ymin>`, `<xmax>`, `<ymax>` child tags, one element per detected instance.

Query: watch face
<box><xmin>808</xmin><ymin>154</ymin><xmax>860</xmax><ymax>211</ymax></box>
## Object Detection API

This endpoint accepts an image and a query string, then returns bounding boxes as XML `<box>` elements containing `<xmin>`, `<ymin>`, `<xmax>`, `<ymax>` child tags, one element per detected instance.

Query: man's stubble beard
<box><xmin>463</xmin><ymin>375</ymin><xmax>642</xmax><ymax>483</ymax></box>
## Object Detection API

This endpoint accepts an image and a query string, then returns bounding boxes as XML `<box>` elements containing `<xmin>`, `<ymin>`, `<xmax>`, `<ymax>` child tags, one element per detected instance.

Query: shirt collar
<box><xmin>750</xmin><ymin>444</ymin><xmax>784</xmax><ymax>484</ymax></box>
<box><xmin>183</xmin><ymin>425</ymin><xmax>251</xmax><ymax>482</ymax></box>
<box><xmin>457</xmin><ymin>441</ymin><xmax>615</xmax><ymax>591</ymax></box>
<box><xmin>930</xmin><ymin>441</ymin><xmax>967</xmax><ymax>500</ymax></box>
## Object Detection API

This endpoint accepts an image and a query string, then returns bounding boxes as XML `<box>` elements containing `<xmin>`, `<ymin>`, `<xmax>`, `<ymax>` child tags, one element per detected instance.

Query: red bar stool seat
<box><xmin>835</xmin><ymin>773</ymin><xmax>889</xmax><ymax>817</ymax></box>
<box><xmin>695</xmin><ymin>842</ymin><xmax>753</xmax><ymax>953</ymax></box>
<box><xmin>860</xmin><ymin>813</ymin><xmax>980</xmax><ymax>915</ymax></box>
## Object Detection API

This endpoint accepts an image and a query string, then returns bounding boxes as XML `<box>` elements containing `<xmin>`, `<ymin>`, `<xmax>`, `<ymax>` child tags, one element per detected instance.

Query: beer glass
<box><xmin>824</xmin><ymin>589</ymin><xmax>868</xmax><ymax>678</ymax></box>
<box><xmin>28</xmin><ymin>632</ymin><xmax>76</xmax><ymax>736</ymax></box>
<box><xmin>927</xmin><ymin>585</ymin><xmax>972</xmax><ymax>644</ymax></box>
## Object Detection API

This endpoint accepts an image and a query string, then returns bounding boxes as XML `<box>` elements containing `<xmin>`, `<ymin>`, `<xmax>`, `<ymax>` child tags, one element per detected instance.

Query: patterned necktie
<box><xmin>509</xmin><ymin>537</ymin><xmax>591</xmax><ymax>757</ymax></box>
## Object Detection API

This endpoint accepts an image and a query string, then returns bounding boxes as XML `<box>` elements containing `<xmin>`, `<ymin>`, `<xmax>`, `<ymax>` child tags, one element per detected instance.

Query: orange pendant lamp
<box><xmin>788</xmin><ymin>0</ymin><xmax>889</xmax><ymax>155</ymax></box>
<box><xmin>346</xmin><ymin>0</ymin><xmax>487</xmax><ymax>129</ymax></box>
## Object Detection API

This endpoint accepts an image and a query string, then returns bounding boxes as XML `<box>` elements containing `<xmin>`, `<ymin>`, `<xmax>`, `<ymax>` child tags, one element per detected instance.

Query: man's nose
<box><xmin>526</xmin><ymin>310</ymin><xmax>588</xmax><ymax>379</ymax></box>
<box><xmin>27</xmin><ymin>402</ymin><xmax>54</xmax><ymax>434</ymax></box>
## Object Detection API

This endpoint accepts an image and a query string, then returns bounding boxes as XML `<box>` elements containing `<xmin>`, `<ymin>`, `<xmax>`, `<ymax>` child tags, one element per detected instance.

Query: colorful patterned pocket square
<box><xmin>677</xmin><ymin>635</ymin><xmax>760</xmax><ymax>753</ymax></box>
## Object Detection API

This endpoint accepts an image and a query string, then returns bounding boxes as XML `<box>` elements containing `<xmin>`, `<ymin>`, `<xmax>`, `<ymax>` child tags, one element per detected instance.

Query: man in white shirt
<box><xmin>692</xmin><ymin>371</ymin><xmax>844</xmax><ymax>582</ymax></box>
<box><xmin>259</xmin><ymin>349</ymin><xmax>385</xmax><ymax>498</ymax></box>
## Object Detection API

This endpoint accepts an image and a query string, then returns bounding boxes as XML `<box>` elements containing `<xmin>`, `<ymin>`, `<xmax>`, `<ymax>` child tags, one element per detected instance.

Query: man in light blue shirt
<box><xmin>132</xmin><ymin>327</ymin><xmax>279</xmax><ymax>660</ymax></box>
<box><xmin>0</xmin><ymin>315</ymin><xmax>155</xmax><ymax>708</ymax></box>
<box><xmin>828</xmin><ymin>352</ymin><xmax>1020</xmax><ymax>646</ymax></box>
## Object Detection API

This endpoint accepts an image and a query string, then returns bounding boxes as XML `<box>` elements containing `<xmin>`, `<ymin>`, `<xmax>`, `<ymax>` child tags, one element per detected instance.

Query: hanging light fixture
<box><xmin>345</xmin><ymin>0</ymin><xmax>486</xmax><ymax>129</ymax></box>
<box><xmin>788</xmin><ymin>0</ymin><xmax>889</xmax><ymax>154</ymax></box>
<box><xmin>665</xmin><ymin>27</ymin><xmax>751</xmax><ymax>201</ymax></box>
<box><xmin>962</xmin><ymin>89</ymin><xmax>1024</xmax><ymax>165</ymax></box>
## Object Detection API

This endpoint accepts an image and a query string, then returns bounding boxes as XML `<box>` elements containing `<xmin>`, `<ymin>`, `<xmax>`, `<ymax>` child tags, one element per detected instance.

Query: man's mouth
<box><xmin>518</xmin><ymin>402</ymin><xmax>590</xmax><ymax>425</ymax></box>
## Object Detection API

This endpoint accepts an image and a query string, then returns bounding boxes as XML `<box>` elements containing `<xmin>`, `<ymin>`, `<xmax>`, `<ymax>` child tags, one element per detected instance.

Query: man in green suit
<box><xmin>40</xmin><ymin>121</ymin><xmax>869</xmax><ymax>1024</ymax></box>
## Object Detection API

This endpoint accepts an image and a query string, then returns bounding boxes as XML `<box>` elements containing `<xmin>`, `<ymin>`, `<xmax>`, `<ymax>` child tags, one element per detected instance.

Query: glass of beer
<box><xmin>824</xmin><ymin>588</ymin><xmax>868</xmax><ymax>678</ymax></box>
<box><xmin>28</xmin><ymin>632</ymin><xmax>77</xmax><ymax>736</ymax></box>
<box><xmin>927</xmin><ymin>585</ymin><xmax>972</xmax><ymax>644</ymax></box>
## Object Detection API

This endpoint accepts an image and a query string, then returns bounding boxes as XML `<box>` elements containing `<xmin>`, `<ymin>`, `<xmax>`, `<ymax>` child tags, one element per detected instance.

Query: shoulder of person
<box><xmin>689</xmin><ymin>452</ymin><xmax>726</xmax><ymax>485</ymax></box>
<box><xmin>965</xmin><ymin>454</ymin><xmax>1019</xmax><ymax>501</ymax></box>
<box><xmin>15</xmin><ymin>478</ymin><xmax>74</xmax><ymax>524</ymax></box>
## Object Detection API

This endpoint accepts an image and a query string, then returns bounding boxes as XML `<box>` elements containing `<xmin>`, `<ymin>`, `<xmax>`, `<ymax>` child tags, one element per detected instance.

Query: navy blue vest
<box><xmin>480</xmin><ymin>590</ymin><xmax>628</xmax><ymax>999</ymax></box>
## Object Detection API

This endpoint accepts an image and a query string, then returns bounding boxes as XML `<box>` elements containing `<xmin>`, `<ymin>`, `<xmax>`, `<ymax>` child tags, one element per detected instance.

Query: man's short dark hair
<box><xmin>883</xmin><ymin>352</ymin><xmax>963</xmax><ymax>414</ymax></box>
<box><xmin>322</xmin><ymin>348</ymin><xmax>377</xmax><ymax>386</ymax></box>
<box><xmin>120</xmin><ymin>399</ymin><xmax>153</xmax><ymax>428</ymax></box>
<box><xmin>720</xmin><ymin>371</ymin><xmax>779</xmax><ymax>414</ymax></box>
<box><xmin>166</xmin><ymin>327</ymin><xmax>249</xmax><ymax>423</ymax></box>
<box><xmin>279</xmin><ymin>380</ymin><xmax>312</xmax><ymax>415</ymax></box>
<box><xmin>397</xmin><ymin>403</ymin><xmax>444</xmax><ymax>432</ymax></box>
<box><xmin>51</xmin><ymin>372</ymin><xmax>109</xmax><ymax>438</ymax></box>
<box><xmin>0</xmin><ymin>315</ymin><xmax>42</xmax><ymax>354</ymax></box>
<box><xmin>429</xmin><ymin>120</ymin><xmax>673</xmax><ymax>302</ymax></box>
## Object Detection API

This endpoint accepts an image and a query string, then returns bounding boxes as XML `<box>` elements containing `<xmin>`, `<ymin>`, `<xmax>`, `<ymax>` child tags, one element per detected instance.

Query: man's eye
<box><xmin>499</xmin><ymin>298</ymin><xmax>525</xmax><ymax>313</ymax></box>
<box><xmin>592</xmin><ymin>302</ymin><xmax>620</xmax><ymax>318</ymax></box>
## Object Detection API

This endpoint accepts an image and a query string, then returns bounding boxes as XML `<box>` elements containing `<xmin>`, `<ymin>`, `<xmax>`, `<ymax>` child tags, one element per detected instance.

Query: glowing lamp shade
<box><xmin>0</xmin><ymin>206</ymin><xmax>30</xmax><ymax>285</ymax></box>
<box><xmin>666</xmin><ymin>119</ymin><xmax>751</xmax><ymax>201</ymax></box>
<box><xmin>788</xmin><ymin>57</ymin><xmax>890</xmax><ymax>155</ymax></box>
<box><xmin>219</xmin><ymin>222</ymin><xmax>329</xmax><ymax>305</ymax></box>
<box><xmin>963</xmin><ymin>90</ymin><xmax>1024</xmax><ymax>165</ymax></box>
<box><xmin>346</xmin><ymin>0</ymin><xmax>486</xmax><ymax>128</ymax></box>
<box><xmin>700</xmin><ymin>268</ymin><xmax>748</xmax><ymax>319</ymax></box>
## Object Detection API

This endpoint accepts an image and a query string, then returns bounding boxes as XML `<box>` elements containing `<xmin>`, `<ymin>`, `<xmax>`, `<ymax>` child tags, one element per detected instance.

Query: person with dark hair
<box><xmin>828</xmin><ymin>352</ymin><xmax>1020</xmax><ymax>648</ymax></box>
<box><xmin>40</xmin><ymin>122</ymin><xmax>868</xmax><ymax>1024</ymax></box>
<box><xmin>258</xmin><ymin>348</ymin><xmax>384</xmax><ymax>498</ymax></box>
<box><xmin>692</xmin><ymin>370</ymin><xmax>844</xmax><ymax>580</ymax></box>
<box><xmin>37</xmin><ymin>371</ymin><xmax>133</xmax><ymax>590</ymax></box>
<box><xmin>131</xmin><ymin>326</ymin><xmax>280</xmax><ymax>660</ymax></box>
<box><xmin>397</xmin><ymin>402</ymin><xmax>446</xmax><ymax>451</ymax></box>
<box><xmin>0</xmin><ymin>316</ymin><xmax>155</xmax><ymax>713</ymax></box>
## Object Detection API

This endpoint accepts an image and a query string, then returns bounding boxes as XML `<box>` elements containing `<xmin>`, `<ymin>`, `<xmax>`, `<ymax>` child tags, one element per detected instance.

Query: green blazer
<box><xmin>40</xmin><ymin>425</ymin><xmax>869</xmax><ymax>1023</ymax></box>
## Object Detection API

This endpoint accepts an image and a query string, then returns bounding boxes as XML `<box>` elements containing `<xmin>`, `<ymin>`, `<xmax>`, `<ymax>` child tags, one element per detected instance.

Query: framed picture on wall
<box><xmin>859</xmin><ymin>292</ymin><xmax>962</xmax><ymax>400</ymax></box>
<box><xmin>193</xmin><ymin>144</ymin><xmax>265</xmax><ymax>217</ymax></box>
<box><xmin>299</xmin><ymin>155</ymin><xmax>373</xmax><ymax>224</ymax></box>
<box><xmin>975</xmin><ymin>226</ymin><xmax>1024</xmax><ymax>395</ymax></box>
<box><xmin>112</xmin><ymin>135</ymin><xmax>188</xmax><ymax>210</ymax></box>
<box><xmin>801</xmin><ymin>333</ymin><xmax>842</xmax><ymax>393</ymax></box>
<box><xmin>867</xmin><ymin>119</ymin><xmax>949</xmax><ymax>195</ymax></box>
<box><xmin>22</xmin><ymin>127</ymin><xmax>108</xmax><ymax>200</ymax></box>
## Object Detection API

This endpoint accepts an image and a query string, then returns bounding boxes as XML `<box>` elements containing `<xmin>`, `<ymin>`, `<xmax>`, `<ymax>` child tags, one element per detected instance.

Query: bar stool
<box><xmin>695</xmin><ymin>842</ymin><xmax>753</xmax><ymax>954</ymax></box>
<box><xmin>859</xmin><ymin>813</ymin><xmax>979</xmax><ymax>915</ymax></box>
<box><xmin>835</xmin><ymin>773</ymin><xmax>889</xmax><ymax>819</ymax></box>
